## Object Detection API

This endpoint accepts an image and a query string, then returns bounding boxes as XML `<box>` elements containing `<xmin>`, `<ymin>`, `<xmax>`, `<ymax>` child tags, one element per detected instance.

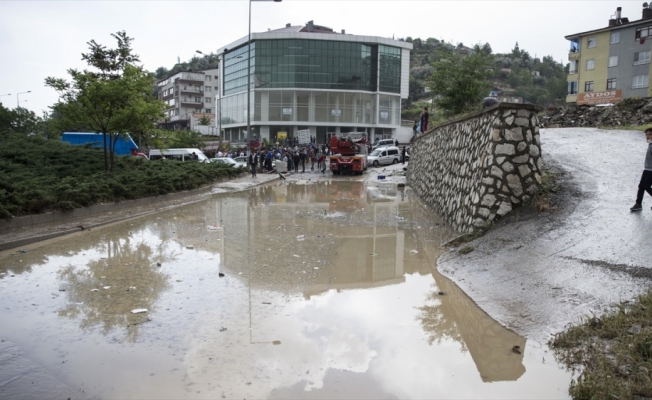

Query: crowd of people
<box><xmin>247</xmin><ymin>143</ymin><xmax>331</xmax><ymax>178</ymax></box>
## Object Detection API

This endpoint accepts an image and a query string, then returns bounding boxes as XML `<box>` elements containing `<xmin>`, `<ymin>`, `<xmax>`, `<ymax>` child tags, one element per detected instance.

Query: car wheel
<box><xmin>372</xmin><ymin>160</ymin><xmax>379</xmax><ymax>167</ymax></box>
<box><xmin>392</xmin><ymin>159</ymin><xmax>398</xmax><ymax>164</ymax></box>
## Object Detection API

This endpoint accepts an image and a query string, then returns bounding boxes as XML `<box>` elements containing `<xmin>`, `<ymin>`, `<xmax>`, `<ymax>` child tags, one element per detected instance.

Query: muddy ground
<box><xmin>437</xmin><ymin>127</ymin><xmax>652</xmax><ymax>344</ymax></box>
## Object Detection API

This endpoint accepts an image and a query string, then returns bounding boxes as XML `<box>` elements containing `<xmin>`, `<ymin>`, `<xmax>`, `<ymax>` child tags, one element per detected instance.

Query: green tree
<box><xmin>426</xmin><ymin>45</ymin><xmax>494</xmax><ymax>117</ymax></box>
<box><xmin>198</xmin><ymin>115</ymin><xmax>211</xmax><ymax>125</ymax></box>
<box><xmin>45</xmin><ymin>31</ymin><xmax>165</xmax><ymax>172</ymax></box>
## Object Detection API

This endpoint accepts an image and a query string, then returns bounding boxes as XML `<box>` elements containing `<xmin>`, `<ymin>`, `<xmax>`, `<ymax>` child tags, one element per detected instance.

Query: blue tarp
<box><xmin>61</xmin><ymin>132</ymin><xmax>138</xmax><ymax>156</ymax></box>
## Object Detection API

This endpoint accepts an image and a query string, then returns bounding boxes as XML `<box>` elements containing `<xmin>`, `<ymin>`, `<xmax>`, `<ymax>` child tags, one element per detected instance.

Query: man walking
<box><xmin>249</xmin><ymin>151</ymin><xmax>258</xmax><ymax>178</ymax></box>
<box><xmin>630</xmin><ymin>128</ymin><xmax>652</xmax><ymax>211</ymax></box>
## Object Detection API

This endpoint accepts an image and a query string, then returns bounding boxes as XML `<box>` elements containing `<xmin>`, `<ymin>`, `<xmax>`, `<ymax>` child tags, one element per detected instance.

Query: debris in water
<box><xmin>314</xmin><ymin>267</ymin><xmax>319</xmax><ymax>270</ymax></box>
<box><xmin>207</xmin><ymin>225</ymin><xmax>221</xmax><ymax>231</ymax></box>
<box><xmin>156</xmin><ymin>262</ymin><xmax>162</xmax><ymax>267</ymax></box>
<box><xmin>262</xmin><ymin>302</ymin><xmax>272</xmax><ymax>305</ymax></box>
<box><xmin>296</xmin><ymin>235</ymin><xmax>305</xmax><ymax>241</ymax></box>
<box><xmin>396</xmin><ymin>216</ymin><xmax>405</xmax><ymax>221</ymax></box>
<box><xmin>293</xmin><ymin>255</ymin><xmax>299</xmax><ymax>257</ymax></box>
<box><xmin>438</xmin><ymin>291</ymin><xmax>445</xmax><ymax>296</ymax></box>
<box><xmin>370</xmin><ymin>253</ymin><xmax>377</xmax><ymax>256</ymax></box>
<box><xmin>219</xmin><ymin>273</ymin><xmax>225</xmax><ymax>277</ymax></box>
<box><xmin>220</xmin><ymin>327</ymin><xmax>227</xmax><ymax>332</ymax></box>
<box><xmin>273</xmin><ymin>341</ymin><xmax>281</xmax><ymax>345</ymax></box>
<box><xmin>176</xmin><ymin>279</ymin><xmax>183</xmax><ymax>282</ymax></box>
<box><xmin>511</xmin><ymin>345</ymin><xmax>522</xmax><ymax>354</ymax></box>
<box><xmin>17</xmin><ymin>249</ymin><xmax>28</xmax><ymax>254</ymax></box>
<box><xmin>409</xmin><ymin>249</ymin><xmax>418</xmax><ymax>254</ymax></box>
<box><xmin>103</xmin><ymin>286</ymin><xmax>111</xmax><ymax>290</ymax></box>
<box><xmin>131</xmin><ymin>309</ymin><xmax>148</xmax><ymax>314</ymax></box>
<box><xmin>90</xmin><ymin>289</ymin><xmax>99</xmax><ymax>292</ymax></box>
<box><xmin>186</xmin><ymin>245</ymin><xmax>194</xmax><ymax>249</ymax></box>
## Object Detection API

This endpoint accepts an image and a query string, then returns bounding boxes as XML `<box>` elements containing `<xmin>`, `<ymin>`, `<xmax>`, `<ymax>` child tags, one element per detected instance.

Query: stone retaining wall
<box><xmin>408</xmin><ymin>103</ymin><xmax>543</xmax><ymax>233</ymax></box>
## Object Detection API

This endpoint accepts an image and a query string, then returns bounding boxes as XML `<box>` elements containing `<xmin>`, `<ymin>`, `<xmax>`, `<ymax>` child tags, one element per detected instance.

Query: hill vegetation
<box><xmin>404</xmin><ymin>37</ymin><xmax>568</xmax><ymax>120</ymax></box>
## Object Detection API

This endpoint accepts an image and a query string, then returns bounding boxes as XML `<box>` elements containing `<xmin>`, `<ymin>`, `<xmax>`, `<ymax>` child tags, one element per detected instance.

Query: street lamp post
<box><xmin>17</xmin><ymin>91</ymin><xmax>31</xmax><ymax>108</ymax></box>
<box><xmin>247</xmin><ymin>0</ymin><xmax>282</xmax><ymax>156</ymax></box>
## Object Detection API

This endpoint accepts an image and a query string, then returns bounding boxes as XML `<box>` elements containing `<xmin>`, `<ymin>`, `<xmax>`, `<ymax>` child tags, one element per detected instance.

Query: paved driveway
<box><xmin>437</xmin><ymin>128</ymin><xmax>652</xmax><ymax>343</ymax></box>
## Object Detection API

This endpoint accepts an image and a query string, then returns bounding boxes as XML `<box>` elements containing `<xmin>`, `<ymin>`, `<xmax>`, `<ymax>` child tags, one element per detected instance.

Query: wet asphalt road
<box><xmin>438</xmin><ymin>128</ymin><xmax>652</xmax><ymax>343</ymax></box>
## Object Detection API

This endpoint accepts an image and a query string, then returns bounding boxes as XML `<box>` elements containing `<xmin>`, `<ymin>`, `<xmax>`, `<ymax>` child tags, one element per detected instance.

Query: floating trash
<box><xmin>90</xmin><ymin>289</ymin><xmax>99</xmax><ymax>292</ymax></box>
<box><xmin>410</xmin><ymin>250</ymin><xmax>418</xmax><ymax>254</ymax></box>
<box><xmin>103</xmin><ymin>286</ymin><xmax>111</xmax><ymax>290</ymax></box>
<box><xmin>131</xmin><ymin>309</ymin><xmax>148</xmax><ymax>314</ymax></box>
<box><xmin>186</xmin><ymin>245</ymin><xmax>194</xmax><ymax>249</ymax></box>
<box><xmin>296</xmin><ymin>235</ymin><xmax>305</xmax><ymax>241</ymax></box>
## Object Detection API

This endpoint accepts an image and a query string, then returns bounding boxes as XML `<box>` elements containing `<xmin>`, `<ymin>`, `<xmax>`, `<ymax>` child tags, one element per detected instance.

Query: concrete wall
<box><xmin>408</xmin><ymin>103</ymin><xmax>543</xmax><ymax>233</ymax></box>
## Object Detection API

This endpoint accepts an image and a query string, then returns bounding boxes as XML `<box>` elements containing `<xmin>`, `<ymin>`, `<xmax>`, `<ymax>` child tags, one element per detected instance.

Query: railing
<box><xmin>180</xmin><ymin>99</ymin><xmax>204</xmax><ymax>105</ymax></box>
<box><xmin>180</xmin><ymin>87</ymin><xmax>204</xmax><ymax>93</ymax></box>
<box><xmin>175</xmin><ymin>73</ymin><xmax>204</xmax><ymax>82</ymax></box>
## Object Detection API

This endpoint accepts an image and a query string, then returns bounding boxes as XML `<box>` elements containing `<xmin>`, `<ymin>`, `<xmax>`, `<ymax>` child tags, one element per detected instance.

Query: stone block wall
<box><xmin>408</xmin><ymin>103</ymin><xmax>543</xmax><ymax>233</ymax></box>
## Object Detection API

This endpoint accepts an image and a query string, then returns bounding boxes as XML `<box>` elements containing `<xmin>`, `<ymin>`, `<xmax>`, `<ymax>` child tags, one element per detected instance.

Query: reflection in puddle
<box><xmin>0</xmin><ymin>180</ymin><xmax>571</xmax><ymax>399</ymax></box>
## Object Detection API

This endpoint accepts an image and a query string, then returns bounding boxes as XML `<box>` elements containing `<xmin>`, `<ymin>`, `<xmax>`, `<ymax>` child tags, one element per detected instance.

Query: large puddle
<box><xmin>0</xmin><ymin>180</ymin><xmax>572</xmax><ymax>399</ymax></box>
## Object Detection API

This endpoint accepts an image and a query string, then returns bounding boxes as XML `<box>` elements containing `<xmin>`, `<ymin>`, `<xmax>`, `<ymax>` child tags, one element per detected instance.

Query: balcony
<box><xmin>568</xmin><ymin>51</ymin><xmax>580</xmax><ymax>61</ymax></box>
<box><xmin>180</xmin><ymin>98</ymin><xmax>204</xmax><ymax>105</ymax></box>
<box><xmin>177</xmin><ymin>73</ymin><xmax>204</xmax><ymax>82</ymax></box>
<box><xmin>180</xmin><ymin>86</ymin><xmax>204</xmax><ymax>94</ymax></box>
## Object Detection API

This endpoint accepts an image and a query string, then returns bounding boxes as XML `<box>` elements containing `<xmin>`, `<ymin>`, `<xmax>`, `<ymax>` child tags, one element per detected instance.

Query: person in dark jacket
<box><xmin>630</xmin><ymin>128</ymin><xmax>652</xmax><ymax>211</ymax></box>
<box><xmin>249</xmin><ymin>151</ymin><xmax>258</xmax><ymax>178</ymax></box>
<box><xmin>420</xmin><ymin>107</ymin><xmax>429</xmax><ymax>133</ymax></box>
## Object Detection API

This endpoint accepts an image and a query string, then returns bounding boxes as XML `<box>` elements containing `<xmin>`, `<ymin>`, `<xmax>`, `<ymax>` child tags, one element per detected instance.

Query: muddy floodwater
<box><xmin>0</xmin><ymin>180</ymin><xmax>572</xmax><ymax>399</ymax></box>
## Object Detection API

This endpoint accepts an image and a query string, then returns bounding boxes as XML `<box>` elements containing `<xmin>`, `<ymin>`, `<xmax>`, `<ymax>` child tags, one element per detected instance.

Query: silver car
<box><xmin>367</xmin><ymin>146</ymin><xmax>401</xmax><ymax>167</ymax></box>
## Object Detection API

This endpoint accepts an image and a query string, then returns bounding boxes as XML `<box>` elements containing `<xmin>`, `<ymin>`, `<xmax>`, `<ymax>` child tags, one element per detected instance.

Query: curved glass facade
<box><xmin>223</xmin><ymin>39</ymin><xmax>402</xmax><ymax>96</ymax></box>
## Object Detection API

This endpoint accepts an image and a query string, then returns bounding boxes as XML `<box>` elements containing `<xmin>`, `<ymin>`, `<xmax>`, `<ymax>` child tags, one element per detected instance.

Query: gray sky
<box><xmin>0</xmin><ymin>0</ymin><xmax>640</xmax><ymax>115</ymax></box>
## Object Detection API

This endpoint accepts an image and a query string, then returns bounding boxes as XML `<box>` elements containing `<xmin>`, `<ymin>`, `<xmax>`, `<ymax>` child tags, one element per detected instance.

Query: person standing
<box><xmin>401</xmin><ymin>146</ymin><xmax>406</xmax><ymax>164</ymax></box>
<box><xmin>249</xmin><ymin>151</ymin><xmax>258</xmax><ymax>178</ymax></box>
<box><xmin>420</xmin><ymin>107</ymin><xmax>429</xmax><ymax>134</ymax></box>
<box><xmin>300</xmin><ymin>149</ymin><xmax>306</xmax><ymax>173</ymax></box>
<box><xmin>630</xmin><ymin>128</ymin><xmax>652</xmax><ymax>211</ymax></box>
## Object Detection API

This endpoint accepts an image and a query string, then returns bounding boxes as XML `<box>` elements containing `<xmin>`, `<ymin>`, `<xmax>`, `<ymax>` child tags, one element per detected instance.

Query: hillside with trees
<box><xmin>404</xmin><ymin>37</ymin><xmax>568</xmax><ymax>120</ymax></box>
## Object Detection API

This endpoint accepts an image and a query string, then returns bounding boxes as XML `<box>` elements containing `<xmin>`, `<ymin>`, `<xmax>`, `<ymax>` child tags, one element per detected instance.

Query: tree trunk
<box><xmin>102</xmin><ymin>132</ymin><xmax>109</xmax><ymax>172</ymax></box>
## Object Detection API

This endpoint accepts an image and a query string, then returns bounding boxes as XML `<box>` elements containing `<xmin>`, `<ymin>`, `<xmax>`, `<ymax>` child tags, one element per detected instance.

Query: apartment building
<box><xmin>156</xmin><ymin>68</ymin><xmax>219</xmax><ymax>132</ymax></box>
<box><xmin>566</xmin><ymin>5</ymin><xmax>652</xmax><ymax>104</ymax></box>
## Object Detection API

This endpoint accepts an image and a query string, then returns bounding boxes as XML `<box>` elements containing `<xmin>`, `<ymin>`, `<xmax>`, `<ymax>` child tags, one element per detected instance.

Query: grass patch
<box><xmin>531</xmin><ymin>168</ymin><xmax>560</xmax><ymax>213</ymax></box>
<box><xmin>549</xmin><ymin>289</ymin><xmax>652</xmax><ymax>400</ymax></box>
<box><xmin>458</xmin><ymin>246</ymin><xmax>474</xmax><ymax>255</ymax></box>
<box><xmin>0</xmin><ymin>132</ymin><xmax>242</xmax><ymax>219</ymax></box>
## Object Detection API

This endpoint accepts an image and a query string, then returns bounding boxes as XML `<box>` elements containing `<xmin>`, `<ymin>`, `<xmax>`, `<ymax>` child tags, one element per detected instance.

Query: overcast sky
<box><xmin>0</xmin><ymin>0</ymin><xmax>642</xmax><ymax>114</ymax></box>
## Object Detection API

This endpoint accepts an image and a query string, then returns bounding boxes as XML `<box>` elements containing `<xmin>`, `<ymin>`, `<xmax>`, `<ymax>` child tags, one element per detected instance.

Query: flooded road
<box><xmin>0</xmin><ymin>180</ymin><xmax>572</xmax><ymax>399</ymax></box>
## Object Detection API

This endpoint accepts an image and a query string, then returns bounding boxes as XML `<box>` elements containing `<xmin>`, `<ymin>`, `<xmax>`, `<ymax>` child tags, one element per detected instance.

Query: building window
<box><xmin>608</xmin><ymin>56</ymin><xmax>618</xmax><ymax>67</ymax></box>
<box><xmin>568</xmin><ymin>81</ymin><xmax>578</xmax><ymax>95</ymax></box>
<box><xmin>610</xmin><ymin>32</ymin><xmax>620</xmax><ymax>44</ymax></box>
<box><xmin>205</xmin><ymin>97</ymin><xmax>211</xmax><ymax>103</ymax></box>
<box><xmin>586</xmin><ymin>59</ymin><xmax>595</xmax><ymax>70</ymax></box>
<box><xmin>569</xmin><ymin>60</ymin><xmax>579</xmax><ymax>74</ymax></box>
<box><xmin>632</xmin><ymin>75</ymin><xmax>649</xmax><ymax>89</ymax></box>
<box><xmin>634</xmin><ymin>51</ymin><xmax>651</xmax><ymax>65</ymax></box>
<box><xmin>635</xmin><ymin>26</ymin><xmax>652</xmax><ymax>40</ymax></box>
<box><xmin>205</xmin><ymin>86</ymin><xmax>211</xmax><ymax>92</ymax></box>
<box><xmin>584</xmin><ymin>81</ymin><xmax>594</xmax><ymax>92</ymax></box>
<box><xmin>607</xmin><ymin>78</ymin><xmax>617</xmax><ymax>89</ymax></box>
<box><xmin>205</xmin><ymin>75</ymin><xmax>212</xmax><ymax>82</ymax></box>
<box><xmin>587</xmin><ymin>37</ymin><xmax>596</xmax><ymax>48</ymax></box>
<box><xmin>205</xmin><ymin>109</ymin><xmax>212</xmax><ymax>114</ymax></box>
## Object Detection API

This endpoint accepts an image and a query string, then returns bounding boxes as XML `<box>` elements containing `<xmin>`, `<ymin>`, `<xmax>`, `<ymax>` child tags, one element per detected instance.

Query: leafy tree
<box><xmin>426</xmin><ymin>45</ymin><xmax>494</xmax><ymax>116</ymax></box>
<box><xmin>45</xmin><ymin>31</ymin><xmax>165</xmax><ymax>172</ymax></box>
<box><xmin>198</xmin><ymin>115</ymin><xmax>211</xmax><ymax>125</ymax></box>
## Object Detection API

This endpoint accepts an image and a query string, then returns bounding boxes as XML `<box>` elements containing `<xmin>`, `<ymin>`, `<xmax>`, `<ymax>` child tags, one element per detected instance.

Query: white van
<box><xmin>372</xmin><ymin>138</ymin><xmax>397</xmax><ymax>150</ymax></box>
<box><xmin>149</xmin><ymin>148</ymin><xmax>209</xmax><ymax>163</ymax></box>
<box><xmin>368</xmin><ymin>146</ymin><xmax>401</xmax><ymax>167</ymax></box>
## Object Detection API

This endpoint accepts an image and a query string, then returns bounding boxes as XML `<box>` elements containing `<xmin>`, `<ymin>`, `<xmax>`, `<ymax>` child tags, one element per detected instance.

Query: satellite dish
<box><xmin>645</xmin><ymin>2</ymin><xmax>649</xmax><ymax>7</ymax></box>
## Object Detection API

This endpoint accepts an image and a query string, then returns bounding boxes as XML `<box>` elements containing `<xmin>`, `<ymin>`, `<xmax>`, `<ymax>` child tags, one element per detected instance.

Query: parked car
<box><xmin>149</xmin><ymin>148</ymin><xmax>209</xmax><ymax>162</ymax></box>
<box><xmin>210</xmin><ymin>157</ymin><xmax>246</xmax><ymax>168</ymax></box>
<box><xmin>368</xmin><ymin>146</ymin><xmax>401</xmax><ymax>167</ymax></box>
<box><xmin>372</xmin><ymin>138</ymin><xmax>397</xmax><ymax>150</ymax></box>
<box><xmin>233</xmin><ymin>156</ymin><xmax>249</xmax><ymax>166</ymax></box>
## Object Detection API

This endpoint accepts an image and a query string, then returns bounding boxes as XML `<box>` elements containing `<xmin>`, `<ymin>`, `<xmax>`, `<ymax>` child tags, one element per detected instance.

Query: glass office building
<box><xmin>215</xmin><ymin>22</ymin><xmax>412</xmax><ymax>144</ymax></box>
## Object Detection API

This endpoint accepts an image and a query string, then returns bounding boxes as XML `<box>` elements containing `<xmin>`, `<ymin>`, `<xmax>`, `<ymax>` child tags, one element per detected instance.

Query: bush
<box><xmin>0</xmin><ymin>132</ymin><xmax>241</xmax><ymax>219</ymax></box>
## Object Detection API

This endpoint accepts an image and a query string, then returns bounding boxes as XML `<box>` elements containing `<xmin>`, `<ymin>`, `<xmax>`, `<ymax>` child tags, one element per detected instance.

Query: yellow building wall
<box><xmin>578</xmin><ymin>31</ymin><xmax>610</xmax><ymax>95</ymax></box>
